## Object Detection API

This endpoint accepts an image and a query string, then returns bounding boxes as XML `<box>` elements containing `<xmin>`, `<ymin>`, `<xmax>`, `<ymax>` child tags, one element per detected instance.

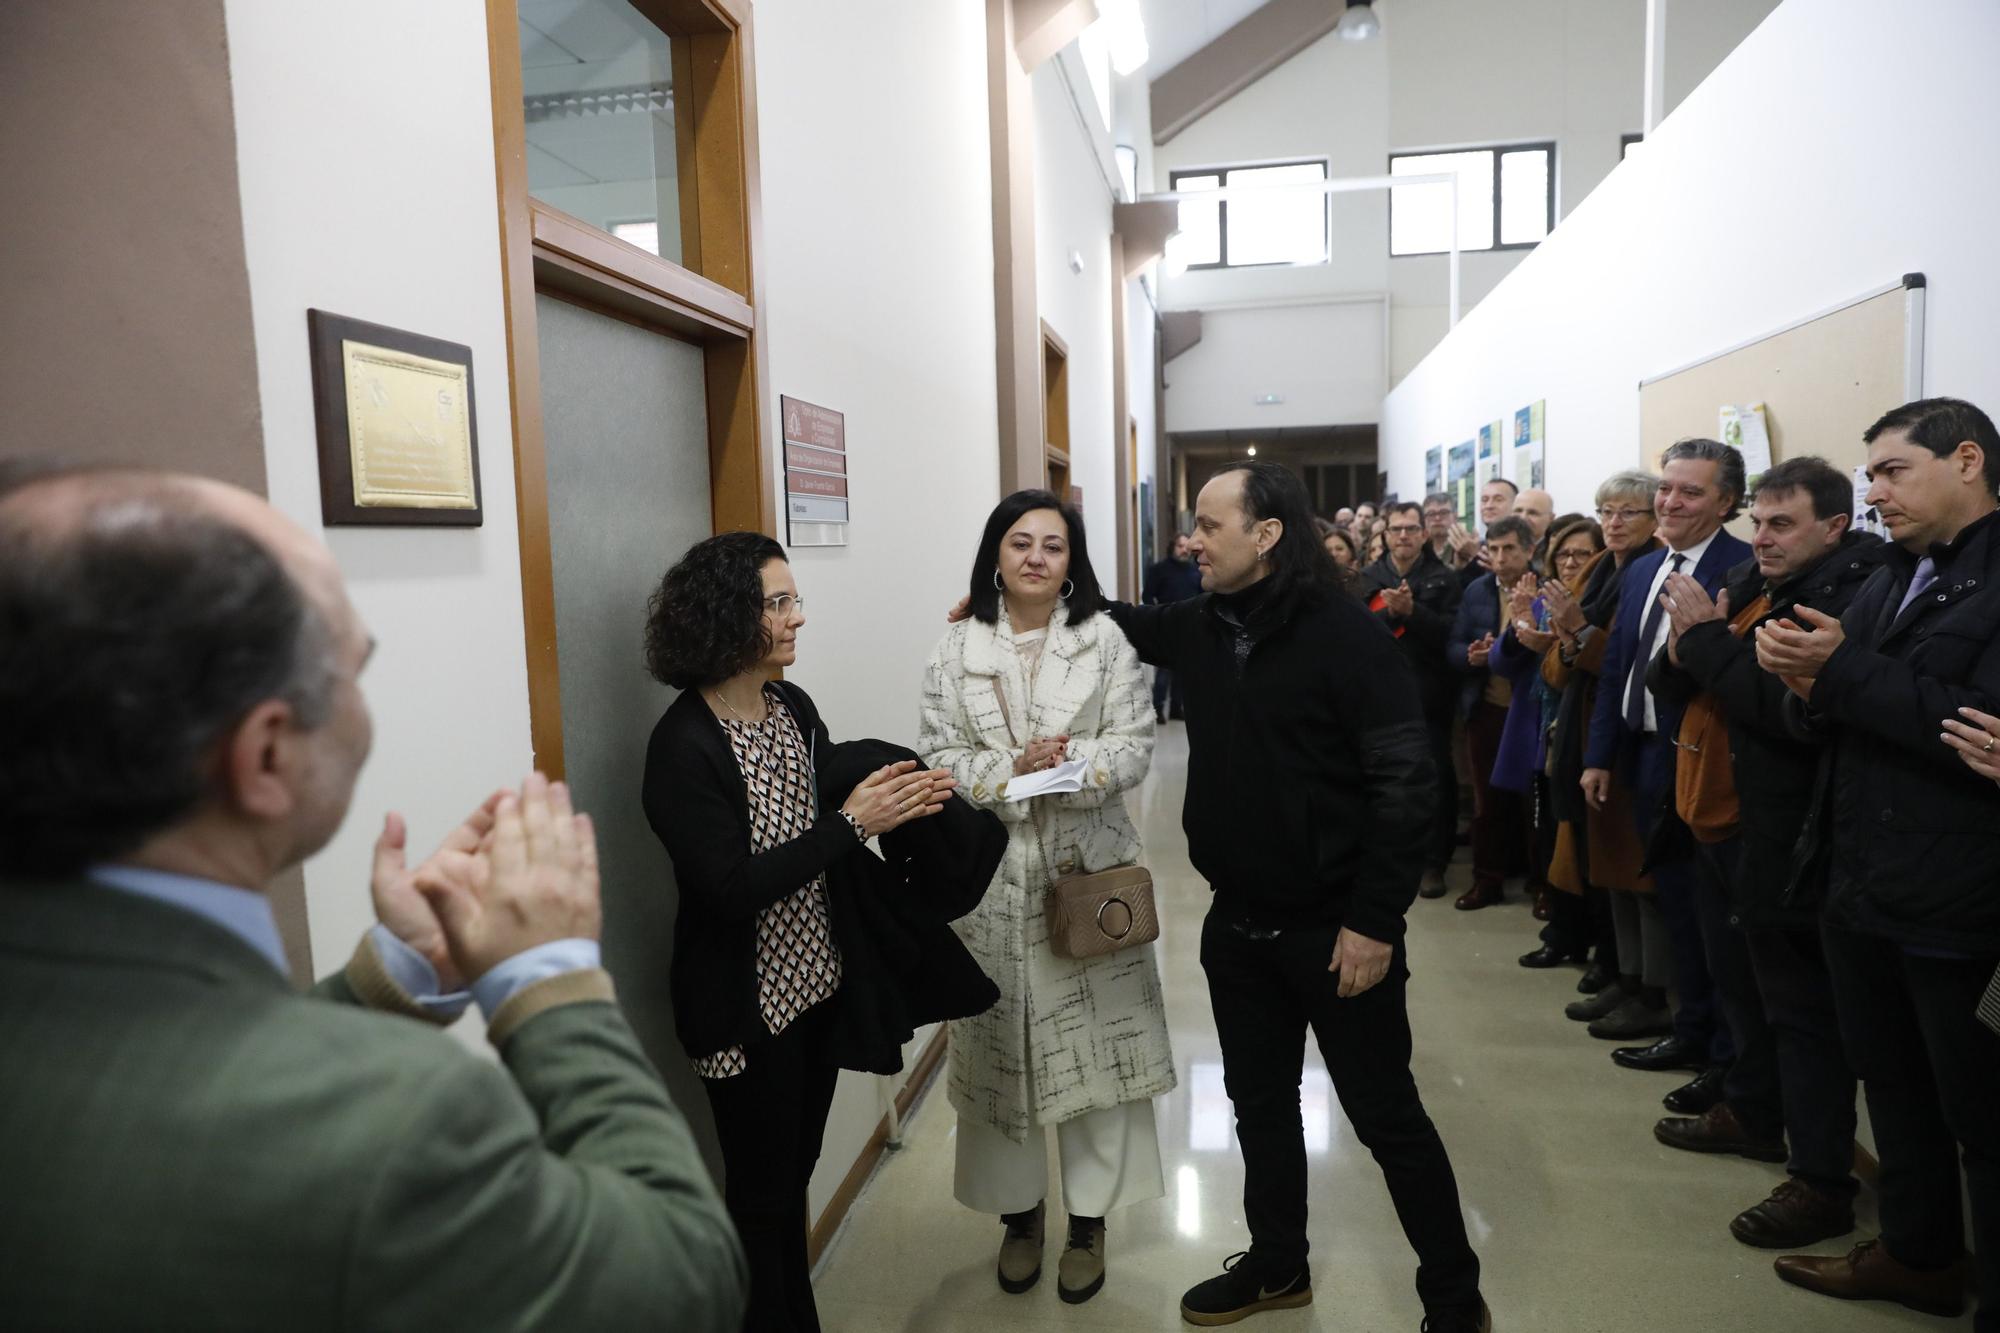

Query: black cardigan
<box><xmin>641</xmin><ymin>681</ymin><xmax>1000</xmax><ymax>1073</ymax></box>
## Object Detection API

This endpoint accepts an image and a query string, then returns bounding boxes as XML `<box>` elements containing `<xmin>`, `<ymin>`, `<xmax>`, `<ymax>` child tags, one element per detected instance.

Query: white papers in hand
<box><xmin>1004</xmin><ymin>756</ymin><xmax>1089</xmax><ymax>801</ymax></box>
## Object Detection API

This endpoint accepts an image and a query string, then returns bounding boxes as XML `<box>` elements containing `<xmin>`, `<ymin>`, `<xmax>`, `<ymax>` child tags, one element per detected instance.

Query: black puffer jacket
<box><xmin>1355</xmin><ymin>549</ymin><xmax>1464</xmax><ymax>719</ymax></box>
<box><xmin>1104</xmin><ymin>576</ymin><xmax>1434</xmax><ymax>943</ymax></box>
<box><xmin>1650</xmin><ymin>533</ymin><xmax>1886</xmax><ymax>927</ymax></box>
<box><xmin>1791</xmin><ymin>510</ymin><xmax>2000</xmax><ymax>952</ymax></box>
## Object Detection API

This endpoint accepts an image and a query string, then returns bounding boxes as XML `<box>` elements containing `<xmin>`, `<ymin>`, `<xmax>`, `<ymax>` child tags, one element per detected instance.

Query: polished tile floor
<box><xmin>814</xmin><ymin>725</ymin><xmax>1974</xmax><ymax>1331</ymax></box>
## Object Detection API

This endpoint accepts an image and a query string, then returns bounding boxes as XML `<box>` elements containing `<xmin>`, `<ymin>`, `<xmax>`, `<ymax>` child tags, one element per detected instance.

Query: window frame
<box><xmin>1620</xmin><ymin>132</ymin><xmax>1643</xmax><ymax>160</ymax></box>
<box><xmin>1166</xmin><ymin>158</ymin><xmax>1331</xmax><ymax>271</ymax></box>
<box><xmin>1386</xmin><ymin>141</ymin><xmax>1556</xmax><ymax>258</ymax></box>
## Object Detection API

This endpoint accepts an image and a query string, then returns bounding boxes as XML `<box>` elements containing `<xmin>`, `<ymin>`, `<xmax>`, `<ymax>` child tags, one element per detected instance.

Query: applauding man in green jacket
<box><xmin>0</xmin><ymin>464</ymin><xmax>745</xmax><ymax>1331</ymax></box>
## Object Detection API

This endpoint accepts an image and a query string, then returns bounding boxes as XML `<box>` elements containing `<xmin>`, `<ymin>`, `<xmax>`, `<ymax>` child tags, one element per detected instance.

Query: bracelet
<box><xmin>840</xmin><ymin>810</ymin><xmax>869</xmax><ymax>843</ymax></box>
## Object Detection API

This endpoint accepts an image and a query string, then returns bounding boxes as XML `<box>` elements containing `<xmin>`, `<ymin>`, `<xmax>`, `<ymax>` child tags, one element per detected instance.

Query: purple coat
<box><xmin>1488</xmin><ymin>611</ymin><xmax>1550</xmax><ymax>794</ymax></box>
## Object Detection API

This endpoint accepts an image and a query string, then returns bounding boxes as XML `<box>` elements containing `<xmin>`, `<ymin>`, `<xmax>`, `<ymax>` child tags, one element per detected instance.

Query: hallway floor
<box><xmin>813</xmin><ymin>724</ymin><xmax>1974</xmax><ymax>1331</ymax></box>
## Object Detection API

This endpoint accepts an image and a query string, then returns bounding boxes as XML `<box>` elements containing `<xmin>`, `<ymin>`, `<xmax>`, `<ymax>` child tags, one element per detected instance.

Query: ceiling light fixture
<box><xmin>1334</xmin><ymin>0</ymin><xmax>1381</xmax><ymax>42</ymax></box>
<box><xmin>1096</xmin><ymin>0</ymin><xmax>1151</xmax><ymax>75</ymax></box>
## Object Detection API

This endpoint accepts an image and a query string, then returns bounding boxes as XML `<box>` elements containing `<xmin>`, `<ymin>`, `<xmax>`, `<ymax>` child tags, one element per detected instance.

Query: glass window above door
<box><xmin>519</xmin><ymin>0</ymin><xmax>682</xmax><ymax>263</ymax></box>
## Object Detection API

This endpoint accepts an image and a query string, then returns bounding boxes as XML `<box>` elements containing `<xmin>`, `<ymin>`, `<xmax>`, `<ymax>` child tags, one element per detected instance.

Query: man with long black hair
<box><xmin>1107</xmin><ymin>463</ymin><xmax>1488</xmax><ymax>1330</ymax></box>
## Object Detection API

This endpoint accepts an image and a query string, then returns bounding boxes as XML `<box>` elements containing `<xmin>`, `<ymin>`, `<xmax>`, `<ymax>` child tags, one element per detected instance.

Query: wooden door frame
<box><xmin>487</xmin><ymin>0</ymin><xmax>774</xmax><ymax>776</ymax></box>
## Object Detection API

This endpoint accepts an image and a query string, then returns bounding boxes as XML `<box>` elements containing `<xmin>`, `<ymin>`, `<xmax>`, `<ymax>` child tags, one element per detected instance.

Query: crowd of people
<box><xmin>1299</xmin><ymin>398</ymin><xmax>2000</xmax><ymax>1329</ymax></box>
<box><xmin>4</xmin><ymin>396</ymin><xmax>1999</xmax><ymax>1333</ymax></box>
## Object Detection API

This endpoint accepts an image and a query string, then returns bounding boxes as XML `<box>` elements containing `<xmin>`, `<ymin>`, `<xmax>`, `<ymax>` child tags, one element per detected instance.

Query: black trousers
<box><xmin>1152</xmin><ymin>665</ymin><xmax>1183</xmax><ymax>717</ymax></box>
<box><xmin>1424</xmin><ymin>705</ymin><xmax>1458</xmax><ymax>875</ymax></box>
<box><xmin>700</xmin><ymin>1001</ymin><xmax>842</xmax><ymax>1333</ymax></box>
<box><xmin>1822</xmin><ymin>921</ymin><xmax>2000</xmax><ymax>1328</ymax></box>
<box><xmin>1542</xmin><ymin>880</ymin><xmax>1619</xmax><ymax>972</ymax></box>
<box><xmin>1742</xmin><ymin>922</ymin><xmax>1857</xmax><ymax>1193</ymax></box>
<box><xmin>1632</xmin><ymin>738</ymin><xmax>1727</xmax><ymax>1062</ymax></box>
<box><xmin>1200</xmin><ymin>907</ymin><xmax>1481</xmax><ymax>1311</ymax></box>
<box><xmin>1467</xmin><ymin>702</ymin><xmax>1527</xmax><ymax>892</ymax></box>
<box><xmin>1692</xmin><ymin>839</ymin><xmax>1783</xmax><ymax>1134</ymax></box>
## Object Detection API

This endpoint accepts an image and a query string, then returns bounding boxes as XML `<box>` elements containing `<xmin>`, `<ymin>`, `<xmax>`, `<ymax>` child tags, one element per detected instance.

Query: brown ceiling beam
<box><xmin>1150</xmin><ymin>0</ymin><xmax>1341</xmax><ymax>146</ymax></box>
<box><xmin>1014</xmin><ymin>0</ymin><xmax>1099</xmax><ymax>73</ymax></box>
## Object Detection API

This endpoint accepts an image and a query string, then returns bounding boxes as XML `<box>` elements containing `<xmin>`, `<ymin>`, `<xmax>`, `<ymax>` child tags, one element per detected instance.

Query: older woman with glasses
<box><xmin>1531</xmin><ymin>475</ymin><xmax>1666</xmax><ymax>1026</ymax></box>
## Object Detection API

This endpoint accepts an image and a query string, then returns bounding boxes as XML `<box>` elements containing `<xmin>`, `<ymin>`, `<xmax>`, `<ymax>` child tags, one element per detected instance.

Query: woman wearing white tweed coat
<box><xmin>919</xmin><ymin>490</ymin><xmax>1176</xmax><ymax>1305</ymax></box>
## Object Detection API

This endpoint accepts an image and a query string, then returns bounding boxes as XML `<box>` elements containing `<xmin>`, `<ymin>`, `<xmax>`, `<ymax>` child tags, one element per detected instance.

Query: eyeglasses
<box><xmin>762</xmin><ymin>594</ymin><xmax>807</xmax><ymax>616</ymax></box>
<box><xmin>1595</xmin><ymin>507</ymin><xmax>1653</xmax><ymax>523</ymax></box>
<box><xmin>1554</xmin><ymin>548</ymin><xmax>1594</xmax><ymax>565</ymax></box>
<box><xmin>1386</xmin><ymin>524</ymin><xmax>1423</xmax><ymax>535</ymax></box>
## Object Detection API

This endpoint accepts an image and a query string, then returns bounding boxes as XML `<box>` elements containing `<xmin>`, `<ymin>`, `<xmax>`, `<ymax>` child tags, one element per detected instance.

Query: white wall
<box><xmin>223</xmin><ymin>1</ymin><xmax>535</xmax><ymax>986</ymax></box>
<box><xmin>1147</xmin><ymin>0</ymin><xmax>1783</xmax><ymax>438</ymax></box>
<box><xmin>1384</xmin><ymin>0</ymin><xmax>1781</xmax><ymax>383</ymax></box>
<box><xmin>1165</xmin><ymin>297</ymin><xmax>1386</xmax><ymax>431</ymax></box>
<box><xmin>1035</xmin><ymin>51</ymin><xmax>1121</xmax><ymax>561</ymax></box>
<box><xmin>751</xmin><ymin>0</ymin><xmax>1001</xmax><ymax>1224</ymax></box>
<box><xmin>1154</xmin><ymin>30</ymin><xmax>1391</xmax><ymax>313</ymax></box>
<box><xmin>1381</xmin><ymin>0</ymin><xmax>2000</xmax><ymax>518</ymax></box>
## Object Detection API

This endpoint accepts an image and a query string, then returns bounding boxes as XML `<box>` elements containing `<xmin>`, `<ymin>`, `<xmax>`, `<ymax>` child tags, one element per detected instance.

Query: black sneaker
<box><xmin>1180</xmin><ymin>1252</ymin><xmax>1311</xmax><ymax>1325</ymax></box>
<box><xmin>1421</xmin><ymin>1298</ymin><xmax>1492</xmax><ymax>1332</ymax></box>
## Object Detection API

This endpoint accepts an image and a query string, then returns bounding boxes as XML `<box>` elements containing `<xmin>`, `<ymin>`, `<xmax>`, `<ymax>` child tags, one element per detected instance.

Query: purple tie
<box><xmin>1894</xmin><ymin>556</ymin><xmax>1938</xmax><ymax>620</ymax></box>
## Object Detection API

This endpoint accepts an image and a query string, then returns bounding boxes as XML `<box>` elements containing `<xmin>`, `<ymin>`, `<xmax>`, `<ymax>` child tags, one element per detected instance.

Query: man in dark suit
<box><xmin>1580</xmin><ymin>439</ymin><xmax>1752</xmax><ymax>1081</ymax></box>
<box><xmin>1756</xmin><ymin>399</ymin><xmax>2000</xmax><ymax>1324</ymax></box>
<box><xmin>0</xmin><ymin>466</ymin><xmax>746</xmax><ymax>1330</ymax></box>
<box><xmin>1142</xmin><ymin>530</ymin><xmax>1203</xmax><ymax>721</ymax></box>
<box><xmin>1648</xmin><ymin>456</ymin><xmax>1885</xmax><ymax>1247</ymax></box>
<box><xmin>1445</xmin><ymin>516</ymin><xmax>1537</xmax><ymax>911</ymax></box>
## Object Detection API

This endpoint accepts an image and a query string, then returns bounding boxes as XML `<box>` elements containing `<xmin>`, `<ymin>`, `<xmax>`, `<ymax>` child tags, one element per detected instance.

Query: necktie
<box><xmin>1623</xmin><ymin>553</ymin><xmax>1685</xmax><ymax>731</ymax></box>
<box><xmin>1893</xmin><ymin>556</ymin><xmax>1938</xmax><ymax>620</ymax></box>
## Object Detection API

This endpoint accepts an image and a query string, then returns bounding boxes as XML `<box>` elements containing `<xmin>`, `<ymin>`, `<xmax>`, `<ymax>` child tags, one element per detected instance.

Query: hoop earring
<box><xmin>1060</xmin><ymin>579</ymin><xmax>1075</xmax><ymax>600</ymax></box>
<box><xmin>993</xmin><ymin>569</ymin><xmax>1005</xmax><ymax>591</ymax></box>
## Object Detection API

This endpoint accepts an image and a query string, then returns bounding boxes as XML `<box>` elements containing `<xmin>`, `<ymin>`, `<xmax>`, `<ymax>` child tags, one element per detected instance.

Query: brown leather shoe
<box><xmin>1653</xmin><ymin>1102</ymin><xmax>1788</xmax><ymax>1162</ymax></box>
<box><xmin>1730</xmin><ymin>1178</ymin><xmax>1855</xmax><ymax>1248</ymax></box>
<box><xmin>1773</xmin><ymin>1239</ymin><xmax>1966</xmax><ymax>1317</ymax></box>
<box><xmin>1454</xmin><ymin>880</ymin><xmax>1504</xmax><ymax>911</ymax></box>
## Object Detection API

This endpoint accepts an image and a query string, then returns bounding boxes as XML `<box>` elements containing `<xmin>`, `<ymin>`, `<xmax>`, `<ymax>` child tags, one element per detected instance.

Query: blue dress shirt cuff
<box><xmin>368</xmin><ymin>925</ymin><xmax>473</xmax><ymax>1022</ymax></box>
<box><xmin>470</xmin><ymin>938</ymin><xmax>604</xmax><ymax>1020</ymax></box>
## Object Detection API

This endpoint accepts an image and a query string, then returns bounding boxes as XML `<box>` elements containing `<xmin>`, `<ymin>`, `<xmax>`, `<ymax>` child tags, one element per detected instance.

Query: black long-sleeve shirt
<box><xmin>1104</xmin><ymin>576</ymin><xmax>1434</xmax><ymax>943</ymax></box>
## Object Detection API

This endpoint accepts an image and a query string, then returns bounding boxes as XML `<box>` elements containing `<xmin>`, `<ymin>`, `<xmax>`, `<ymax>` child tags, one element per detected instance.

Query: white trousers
<box><xmin>953</xmin><ymin>1099</ymin><xmax>1164</xmax><ymax>1218</ymax></box>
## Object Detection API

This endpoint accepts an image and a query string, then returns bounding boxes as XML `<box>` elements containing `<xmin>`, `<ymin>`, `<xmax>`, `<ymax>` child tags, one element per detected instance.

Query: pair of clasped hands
<box><xmin>369</xmin><ymin>766</ymin><xmax>957</xmax><ymax>993</ymax></box>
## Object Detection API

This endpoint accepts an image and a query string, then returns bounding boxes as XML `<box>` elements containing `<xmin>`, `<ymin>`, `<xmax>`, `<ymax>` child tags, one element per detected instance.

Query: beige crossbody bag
<box><xmin>989</xmin><ymin>674</ymin><xmax>1158</xmax><ymax>961</ymax></box>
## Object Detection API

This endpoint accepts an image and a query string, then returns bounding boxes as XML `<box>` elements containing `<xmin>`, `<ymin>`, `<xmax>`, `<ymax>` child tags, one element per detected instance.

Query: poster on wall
<box><xmin>781</xmin><ymin>394</ymin><xmax>849</xmax><ymax>547</ymax></box>
<box><xmin>1477</xmin><ymin>421</ymin><xmax>1502</xmax><ymax>487</ymax></box>
<box><xmin>1512</xmin><ymin>400</ymin><xmax>1546</xmax><ymax>491</ymax></box>
<box><xmin>1720</xmin><ymin>402</ymin><xmax>1774</xmax><ymax>484</ymax></box>
<box><xmin>1139</xmin><ymin>479</ymin><xmax>1156</xmax><ymax>566</ymax></box>
<box><xmin>1424</xmin><ymin>446</ymin><xmax>1443</xmax><ymax>498</ymax></box>
<box><xmin>1447</xmin><ymin>441</ymin><xmax>1476</xmax><ymax>525</ymax></box>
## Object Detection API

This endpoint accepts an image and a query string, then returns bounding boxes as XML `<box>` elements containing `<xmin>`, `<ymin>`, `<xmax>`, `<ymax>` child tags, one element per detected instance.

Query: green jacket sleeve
<box><xmin>345</xmin><ymin>994</ymin><xmax>747</xmax><ymax>1331</ymax></box>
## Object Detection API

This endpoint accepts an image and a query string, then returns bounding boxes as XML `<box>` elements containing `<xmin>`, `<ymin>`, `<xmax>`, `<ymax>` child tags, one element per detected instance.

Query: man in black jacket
<box><xmin>1649</xmin><ymin>457</ymin><xmax>1884</xmax><ymax>1250</ymax></box>
<box><xmin>1357</xmin><ymin>500</ymin><xmax>1466</xmax><ymax>897</ymax></box>
<box><xmin>1755</xmin><ymin>399</ymin><xmax>2000</xmax><ymax>1324</ymax></box>
<box><xmin>1103</xmin><ymin>463</ymin><xmax>1488</xmax><ymax>1332</ymax></box>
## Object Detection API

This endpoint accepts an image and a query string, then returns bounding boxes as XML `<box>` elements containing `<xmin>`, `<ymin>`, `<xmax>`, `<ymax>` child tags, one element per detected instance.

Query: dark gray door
<box><xmin>535</xmin><ymin>292</ymin><xmax>719</xmax><ymax>1177</ymax></box>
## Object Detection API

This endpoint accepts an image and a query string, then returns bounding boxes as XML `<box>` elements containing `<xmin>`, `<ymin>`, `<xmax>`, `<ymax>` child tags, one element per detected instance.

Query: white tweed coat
<box><xmin>918</xmin><ymin>602</ymin><xmax>1177</xmax><ymax>1143</ymax></box>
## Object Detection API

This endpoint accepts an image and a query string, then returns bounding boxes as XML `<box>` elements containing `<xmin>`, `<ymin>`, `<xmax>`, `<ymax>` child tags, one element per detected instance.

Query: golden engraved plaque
<box><xmin>308</xmin><ymin>309</ymin><xmax>482</xmax><ymax>527</ymax></box>
<box><xmin>343</xmin><ymin>340</ymin><xmax>477</xmax><ymax>510</ymax></box>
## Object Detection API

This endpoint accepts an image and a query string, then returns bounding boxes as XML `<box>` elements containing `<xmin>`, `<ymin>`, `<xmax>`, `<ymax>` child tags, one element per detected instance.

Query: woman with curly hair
<box><xmin>639</xmin><ymin>531</ymin><xmax>957</xmax><ymax>1332</ymax></box>
<box><xmin>918</xmin><ymin>491</ymin><xmax>1175</xmax><ymax>1306</ymax></box>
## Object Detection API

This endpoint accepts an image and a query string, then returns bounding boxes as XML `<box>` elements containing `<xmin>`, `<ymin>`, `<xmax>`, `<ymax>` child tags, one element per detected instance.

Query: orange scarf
<box><xmin>1674</xmin><ymin>592</ymin><xmax>1772</xmax><ymax>842</ymax></box>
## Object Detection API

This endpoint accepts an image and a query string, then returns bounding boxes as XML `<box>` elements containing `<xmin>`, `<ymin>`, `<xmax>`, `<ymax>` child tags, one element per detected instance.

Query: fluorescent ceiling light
<box><xmin>1335</xmin><ymin>0</ymin><xmax>1381</xmax><ymax>42</ymax></box>
<box><xmin>1096</xmin><ymin>0</ymin><xmax>1150</xmax><ymax>75</ymax></box>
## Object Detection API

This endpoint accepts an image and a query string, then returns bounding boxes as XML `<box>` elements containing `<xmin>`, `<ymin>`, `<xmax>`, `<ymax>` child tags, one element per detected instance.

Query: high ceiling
<box><xmin>1135</xmin><ymin>0</ymin><xmax>1280</xmax><ymax>78</ymax></box>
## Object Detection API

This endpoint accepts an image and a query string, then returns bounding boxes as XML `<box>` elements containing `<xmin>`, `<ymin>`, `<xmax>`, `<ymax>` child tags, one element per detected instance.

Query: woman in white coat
<box><xmin>918</xmin><ymin>489</ymin><xmax>1176</xmax><ymax>1306</ymax></box>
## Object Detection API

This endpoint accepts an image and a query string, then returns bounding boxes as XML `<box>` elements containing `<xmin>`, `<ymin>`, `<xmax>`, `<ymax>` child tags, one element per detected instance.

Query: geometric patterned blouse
<box><xmin>689</xmin><ymin>686</ymin><xmax>845</xmax><ymax>1079</ymax></box>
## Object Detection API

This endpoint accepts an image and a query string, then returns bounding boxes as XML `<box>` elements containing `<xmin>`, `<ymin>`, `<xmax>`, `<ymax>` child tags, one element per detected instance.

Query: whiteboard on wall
<box><xmin>1638</xmin><ymin>275</ymin><xmax>1927</xmax><ymax>481</ymax></box>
